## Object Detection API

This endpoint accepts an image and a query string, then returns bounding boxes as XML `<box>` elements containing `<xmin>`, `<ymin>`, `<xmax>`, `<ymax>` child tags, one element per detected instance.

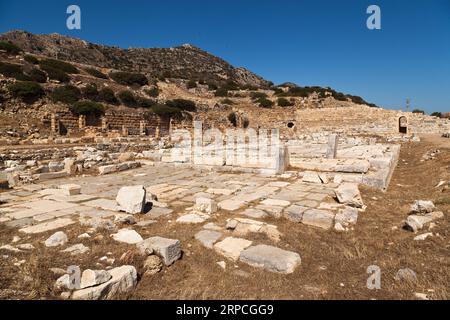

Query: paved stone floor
<box><xmin>0</xmin><ymin>162</ymin><xmax>356</xmax><ymax>275</ymax></box>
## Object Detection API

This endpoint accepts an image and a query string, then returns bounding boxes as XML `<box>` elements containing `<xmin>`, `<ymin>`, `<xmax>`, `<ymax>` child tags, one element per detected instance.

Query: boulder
<box><xmin>239</xmin><ymin>244</ymin><xmax>301</xmax><ymax>274</ymax></box>
<box><xmin>80</xmin><ymin>269</ymin><xmax>112</xmax><ymax>289</ymax></box>
<box><xmin>410</xmin><ymin>200</ymin><xmax>435</xmax><ymax>214</ymax></box>
<box><xmin>143</xmin><ymin>255</ymin><xmax>162</xmax><ymax>275</ymax></box>
<box><xmin>112</xmin><ymin>229</ymin><xmax>143</xmax><ymax>244</ymax></box>
<box><xmin>137</xmin><ymin>236</ymin><xmax>181</xmax><ymax>265</ymax></box>
<box><xmin>194</xmin><ymin>197</ymin><xmax>217</xmax><ymax>214</ymax></box>
<box><xmin>335</xmin><ymin>183</ymin><xmax>364</xmax><ymax>208</ymax></box>
<box><xmin>45</xmin><ymin>231</ymin><xmax>68</xmax><ymax>247</ymax></box>
<box><xmin>71</xmin><ymin>265</ymin><xmax>137</xmax><ymax>300</ymax></box>
<box><xmin>213</xmin><ymin>237</ymin><xmax>252</xmax><ymax>261</ymax></box>
<box><xmin>116</xmin><ymin>185</ymin><xmax>146</xmax><ymax>214</ymax></box>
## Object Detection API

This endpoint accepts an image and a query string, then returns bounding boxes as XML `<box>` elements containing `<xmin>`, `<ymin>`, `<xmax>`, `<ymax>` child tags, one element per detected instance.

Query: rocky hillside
<box><xmin>0</xmin><ymin>30</ymin><xmax>271</xmax><ymax>88</ymax></box>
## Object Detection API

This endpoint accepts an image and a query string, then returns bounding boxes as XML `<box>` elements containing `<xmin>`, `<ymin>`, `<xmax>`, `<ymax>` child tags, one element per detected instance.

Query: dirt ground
<box><xmin>0</xmin><ymin>134</ymin><xmax>449</xmax><ymax>300</ymax></box>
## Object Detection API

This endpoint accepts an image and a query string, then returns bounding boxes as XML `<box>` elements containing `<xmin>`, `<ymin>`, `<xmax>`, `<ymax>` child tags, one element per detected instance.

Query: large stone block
<box><xmin>239</xmin><ymin>244</ymin><xmax>301</xmax><ymax>274</ymax></box>
<box><xmin>137</xmin><ymin>236</ymin><xmax>181</xmax><ymax>265</ymax></box>
<box><xmin>116</xmin><ymin>185</ymin><xmax>146</xmax><ymax>214</ymax></box>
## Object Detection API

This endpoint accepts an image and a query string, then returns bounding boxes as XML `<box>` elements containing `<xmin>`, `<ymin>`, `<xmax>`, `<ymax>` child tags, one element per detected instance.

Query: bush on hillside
<box><xmin>166</xmin><ymin>99</ymin><xmax>196</xmax><ymax>112</ymax></box>
<box><xmin>82</xmin><ymin>83</ymin><xmax>99</xmax><ymax>100</ymax></box>
<box><xmin>144</xmin><ymin>87</ymin><xmax>159</xmax><ymax>98</ymax></box>
<box><xmin>412</xmin><ymin>109</ymin><xmax>425</xmax><ymax>114</ymax></box>
<box><xmin>85</xmin><ymin>67</ymin><xmax>108</xmax><ymax>79</ymax></box>
<box><xmin>277</xmin><ymin>97</ymin><xmax>294</xmax><ymax>107</ymax></box>
<box><xmin>70</xmin><ymin>100</ymin><xmax>105</xmax><ymax>117</ymax></box>
<box><xmin>148</xmin><ymin>104</ymin><xmax>182</xmax><ymax>117</ymax></box>
<box><xmin>221</xmin><ymin>98</ymin><xmax>235</xmax><ymax>105</ymax></box>
<box><xmin>28</xmin><ymin>68</ymin><xmax>47</xmax><ymax>83</ymax></box>
<box><xmin>117</xmin><ymin>90</ymin><xmax>137</xmax><ymax>107</ymax></box>
<box><xmin>250</xmin><ymin>91</ymin><xmax>267</xmax><ymax>100</ymax></box>
<box><xmin>8</xmin><ymin>81</ymin><xmax>44</xmax><ymax>103</ymax></box>
<box><xmin>98</xmin><ymin>87</ymin><xmax>118</xmax><ymax>104</ymax></box>
<box><xmin>0</xmin><ymin>62</ymin><xmax>30</xmax><ymax>80</ymax></box>
<box><xmin>40</xmin><ymin>65</ymin><xmax>70</xmax><ymax>82</ymax></box>
<box><xmin>228</xmin><ymin>112</ymin><xmax>238</xmax><ymax>127</ymax></box>
<box><xmin>214</xmin><ymin>88</ymin><xmax>228</xmax><ymax>97</ymax></box>
<box><xmin>39</xmin><ymin>58</ymin><xmax>79</xmax><ymax>74</ymax></box>
<box><xmin>0</xmin><ymin>41</ymin><xmax>22</xmax><ymax>55</ymax></box>
<box><xmin>24</xmin><ymin>55</ymin><xmax>39</xmax><ymax>64</ymax></box>
<box><xmin>137</xmin><ymin>97</ymin><xmax>156</xmax><ymax>108</ymax></box>
<box><xmin>110</xmin><ymin>71</ymin><xmax>148</xmax><ymax>86</ymax></box>
<box><xmin>187</xmin><ymin>80</ymin><xmax>197</xmax><ymax>89</ymax></box>
<box><xmin>257</xmin><ymin>97</ymin><xmax>274</xmax><ymax>108</ymax></box>
<box><xmin>51</xmin><ymin>85</ymin><xmax>81</xmax><ymax>104</ymax></box>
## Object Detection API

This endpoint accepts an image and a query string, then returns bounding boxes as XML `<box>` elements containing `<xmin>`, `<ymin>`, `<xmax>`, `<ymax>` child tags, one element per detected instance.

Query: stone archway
<box><xmin>399</xmin><ymin>116</ymin><xmax>408</xmax><ymax>134</ymax></box>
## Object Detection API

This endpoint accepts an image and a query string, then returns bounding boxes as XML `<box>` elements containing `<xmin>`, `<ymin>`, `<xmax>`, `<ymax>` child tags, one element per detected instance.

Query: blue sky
<box><xmin>0</xmin><ymin>0</ymin><xmax>449</xmax><ymax>113</ymax></box>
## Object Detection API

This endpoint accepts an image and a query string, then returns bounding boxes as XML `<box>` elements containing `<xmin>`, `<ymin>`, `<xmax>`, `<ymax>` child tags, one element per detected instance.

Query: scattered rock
<box><xmin>116</xmin><ymin>185</ymin><xmax>146</xmax><ymax>214</ymax></box>
<box><xmin>410</xmin><ymin>200</ymin><xmax>435</xmax><ymax>214</ymax></box>
<box><xmin>44</xmin><ymin>231</ymin><xmax>68</xmax><ymax>247</ymax></box>
<box><xmin>71</xmin><ymin>265</ymin><xmax>137</xmax><ymax>300</ymax></box>
<box><xmin>195</xmin><ymin>230</ymin><xmax>223</xmax><ymax>249</ymax></box>
<box><xmin>216</xmin><ymin>261</ymin><xmax>226</xmax><ymax>270</ymax></box>
<box><xmin>395</xmin><ymin>268</ymin><xmax>417</xmax><ymax>283</ymax></box>
<box><xmin>414</xmin><ymin>233</ymin><xmax>433</xmax><ymax>241</ymax></box>
<box><xmin>137</xmin><ymin>236</ymin><xmax>181</xmax><ymax>265</ymax></box>
<box><xmin>143</xmin><ymin>255</ymin><xmax>163</xmax><ymax>275</ymax></box>
<box><xmin>335</xmin><ymin>183</ymin><xmax>364</xmax><ymax>208</ymax></box>
<box><xmin>194</xmin><ymin>197</ymin><xmax>217</xmax><ymax>214</ymax></box>
<box><xmin>79</xmin><ymin>269</ymin><xmax>112</xmax><ymax>289</ymax></box>
<box><xmin>112</xmin><ymin>229</ymin><xmax>143</xmax><ymax>244</ymax></box>
<box><xmin>176</xmin><ymin>213</ymin><xmax>206</xmax><ymax>224</ymax></box>
<box><xmin>59</xmin><ymin>184</ymin><xmax>81</xmax><ymax>196</ymax></box>
<box><xmin>62</xmin><ymin>244</ymin><xmax>90</xmax><ymax>255</ymax></box>
<box><xmin>239</xmin><ymin>244</ymin><xmax>301</xmax><ymax>274</ymax></box>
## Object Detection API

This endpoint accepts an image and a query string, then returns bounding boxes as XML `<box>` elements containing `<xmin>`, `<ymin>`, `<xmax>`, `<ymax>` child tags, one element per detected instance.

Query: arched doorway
<box><xmin>399</xmin><ymin>116</ymin><xmax>407</xmax><ymax>134</ymax></box>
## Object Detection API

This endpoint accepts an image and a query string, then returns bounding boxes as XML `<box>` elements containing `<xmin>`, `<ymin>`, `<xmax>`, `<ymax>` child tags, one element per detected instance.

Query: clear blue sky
<box><xmin>1</xmin><ymin>0</ymin><xmax>449</xmax><ymax>113</ymax></box>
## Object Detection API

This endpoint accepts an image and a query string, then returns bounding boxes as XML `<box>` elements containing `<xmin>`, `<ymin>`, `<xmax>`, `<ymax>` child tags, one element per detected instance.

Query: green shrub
<box><xmin>250</xmin><ymin>91</ymin><xmax>267</xmax><ymax>100</ymax></box>
<box><xmin>70</xmin><ymin>100</ymin><xmax>105</xmax><ymax>117</ymax></box>
<box><xmin>0</xmin><ymin>41</ymin><xmax>21</xmax><ymax>55</ymax></box>
<box><xmin>39</xmin><ymin>58</ymin><xmax>79</xmax><ymax>74</ymax></box>
<box><xmin>8</xmin><ymin>81</ymin><xmax>44</xmax><ymax>103</ymax></box>
<box><xmin>24</xmin><ymin>55</ymin><xmax>39</xmax><ymax>64</ymax></box>
<box><xmin>412</xmin><ymin>109</ymin><xmax>425</xmax><ymax>114</ymax></box>
<box><xmin>0</xmin><ymin>62</ymin><xmax>30</xmax><ymax>80</ymax></box>
<box><xmin>431</xmin><ymin>112</ymin><xmax>442</xmax><ymax>118</ymax></box>
<box><xmin>222</xmin><ymin>80</ymin><xmax>240</xmax><ymax>91</ymax></box>
<box><xmin>208</xmin><ymin>83</ymin><xmax>218</xmax><ymax>91</ymax></box>
<box><xmin>215</xmin><ymin>88</ymin><xmax>228</xmax><ymax>97</ymax></box>
<box><xmin>273</xmin><ymin>87</ymin><xmax>284</xmax><ymax>95</ymax></box>
<box><xmin>243</xmin><ymin>117</ymin><xmax>249</xmax><ymax>128</ymax></box>
<box><xmin>118</xmin><ymin>90</ymin><xmax>137</xmax><ymax>107</ymax></box>
<box><xmin>40</xmin><ymin>65</ymin><xmax>70</xmax><ymax>82</ymax></box>
<box><xmin>82</xmin><ymin>83</ymin><xmax>98</xmax><ymax>100</ymax></box>
<box><xmin>110</xmin><ymin>71</ymin><xmax>148</xmax><ymax>86</ymax></box>
<box><xmin>277</xmin><ymin>97</ymin><xmax>294</xmax><ymax>107</ymax></box>
<box><xmin>144</xmin><ymin>87</ymin><xmax>160</xmax><ymax>98</ymax></box>
<box><xmin>98</xmin><ymin>87</ymin><xmax>118</xmax><ymax>104</ymax></box>
<box><xmin>28</xmin><ymin>68</ymin><xmax>47</xmax><ymax>83</ymax></box>
<box><xmin>228</xmin><ymin>112</ymin><xmax>238</xmax><ymax>127</ymax></box>
<box><xmin>149</xmin><ymin>104</ymin><xmax>181</xmax><ymax>117</ymax></box>
<box><xmin>85</xmin><ymin>68</ymin><xmax>108</xmax><ymax>79</ymax></box>
<box><xmin>187</xmin><ymin>80</ymin><xmax>197</xmax><ymax>89</ymax></box>
<box><xmin>221</xmin><ymin>98</ymin><xmax>235</xmax><ymax>105</ymax></box>
<box><xmin>166</xmin><ymin>99</ymin><xmax>196</xmax><ymax>112</ymax></box>
<box><xmin>137</xmin><ymin>97</ymin><xmax>156</xmax><ymax>108</ymax></box>
<box><xmin>257</xmin><ymin>97</ymin><xmax>274</xmax><ymax>108</ymax></box>
<box><xmin>51</xmin><ymin>85</ymin><xmax>81</xmax><ymax>104</ymax></box>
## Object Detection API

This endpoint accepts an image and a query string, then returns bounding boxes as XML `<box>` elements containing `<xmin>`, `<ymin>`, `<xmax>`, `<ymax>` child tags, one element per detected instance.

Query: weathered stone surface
<box><xmin>62</xmin><ymin>243</ymin><xmax>90</xmax><ymax>255</ymax></box>
<box><xmin>239</xmin><ymin>244</ymin><xmax>301</xmax><ymax>274</ymax></box>
<box><xmin>213</xmin><ymin>237</ymin><xmax>252</xmax><ymax>261</ymax></box>
<box><xmin>260</xmin><ymin>198</ymin><xmax>290</xmax><ymax>207</ymax></box>
<box><xmin>59</xmin><ymin>184</ymin><xmax>81</xmax><ymax>196</ymax></box>
<box><xmin>112</xmin><ymin>229</ymin><xmax>143</xmax><ymax>244</ymax></box>
<box><xmin>80</xmin><ymin>269</ymin><xmax>112</xmax><ymax>289</ymax></box>
<box><xmin>302</xmin><ymin>171</ymin><xmax>322</xmax><ymax>184</ymax></box>
<box><xmin>44</xmin><ymin>231</ymin><xmax>68</xmax><ymax>247</ymax></box>
<box><xmin>284</xmin><ymin>205</ymin><xmax>308</xmax><ymax>222</ymax></box>
<box><xmin>194</xmin><ymin>197</ymin><xmax>217</xmax><ymax>214</ymax></box>
<box><xmin>334</xmin><ymin>206</ymin><xmax>358</xmax><ymax>229</ymax></box>
<box><xmin>176</xmin><ymin>213</ymin><xmax>206</xmax><ymax>224</ymax></box>
<box><xmin>98</xmin><ymin>164</ymin><xmax>117</xmax><ymax>175</ymax></box>
<box><xmin>71</xmin><ymin>265</ymin><xmax>137</xmax><ymax>300</ymax></box>
<box><xmin>137</xmin><ymin>236</ymin><xmax>181</xmax><ymax>265</ymax></box>
<box><xmin>241</xmin><ymin>208</ymin><xmax>268</xmax><ymax>219</ymax></box>
<box><xmin>19</xmin><ymin>218</ymin><xmax>75</xmax><ymax>234</ymax></box>
<box><xmin>195</xmin><ymin>230</ymin><xmax>223</xmax><ymax>248</ymax></box>
<box><xmin>143</xmin><ymin>255</ymin><xmax>162</xmax><ymax>275</ymax></box>
<box><xmin>410</xmin><ymin>200</ymin><xmax>435</xmax><ymax>214</ymax></box>
<box><xmin>302</xmin><ymin>209</ymin><xmax>334</xmax><ymax>229</ymax></box>
<box><xmin>218</xmin><ymin>199</ymin><xmax>244</xmax><ymax>211</ymax></box>
<box><xmin>116</xmin><ymin>185</ymin><xmax>146</xmax><ymax>214</ymax></box>
<box><xmin>414</xmin><ymin>232</ymin><xmax>433</xmax><ymax>241</ymax></box>
<box><xmin>335</xmin><ymin>183</ymin><xmax>363</xmax><ymax>208</ymax></box>
<box><xmin>395</xmin><ymin>268</ymin><xmax>417</xmax><ymax>283</ymax></box>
